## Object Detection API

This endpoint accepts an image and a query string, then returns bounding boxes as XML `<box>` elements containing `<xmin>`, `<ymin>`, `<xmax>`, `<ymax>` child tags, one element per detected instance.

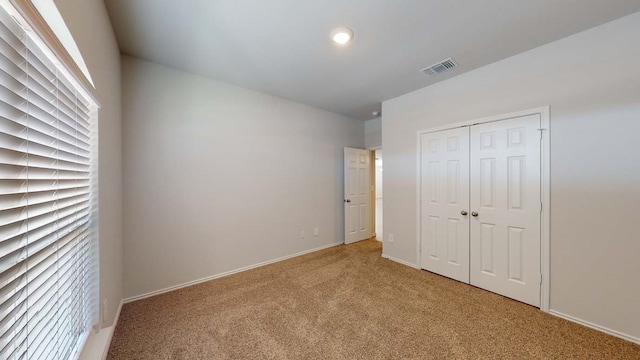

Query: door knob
<box><xmin>471</xmin><ymin>211</ymin><xmax>479</xmax><ymax>217</ymax></box>
<box><xmin>461</xmin><ymin>210</ymin><xmax>468</xmax><ymax>216</ymax></box>
<box><xmin>344</xmin><ymin>199</ymin><xmax>351</xmax><ymax>203</ymax></box>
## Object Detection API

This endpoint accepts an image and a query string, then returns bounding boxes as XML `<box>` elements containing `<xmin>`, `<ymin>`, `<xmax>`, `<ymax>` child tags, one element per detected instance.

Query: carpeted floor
<box><xmin>107</xmin><ymin>239</ymin><xmax>640</xmax><ymax>359</ymax></box>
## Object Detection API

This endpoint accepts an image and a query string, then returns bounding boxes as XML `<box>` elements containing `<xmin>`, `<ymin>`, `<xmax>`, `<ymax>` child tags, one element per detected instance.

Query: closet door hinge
<box><xmin>539</xmin><ymin>273</ymin><xmax>543</xmax><ymax>284</ymax></box>
<box><xmin>538</xmin><ymin>128</ymin><xmax>546</xmax><ymax>140</ymax></box>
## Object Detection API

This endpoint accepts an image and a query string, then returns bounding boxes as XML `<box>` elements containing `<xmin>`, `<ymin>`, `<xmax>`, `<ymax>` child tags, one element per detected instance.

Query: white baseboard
<box><xmin>381</xmin><ymin>253</ymin><xmax>419</xmax><ymax>269</ymax></box>
<box><xmin>80</xmin><ymin>300</ymin><xmax>123</xmax><ymax>360</ymax></box>
<box><xmin>124</xmin><ymin>242</ymin><xmax>344</xmax><ymax>303</ymax></box>
<box><xmin>549</xmin><ymin>310</ymin><xmax>640</xmax><ymax>345</ymax></box>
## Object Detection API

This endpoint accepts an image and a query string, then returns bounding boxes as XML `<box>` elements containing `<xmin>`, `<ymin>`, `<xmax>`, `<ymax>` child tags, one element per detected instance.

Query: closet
<box><xmin>419</xmin><ymin>113</ymin><xmax>542</xmax><ymax>307</ymax></box>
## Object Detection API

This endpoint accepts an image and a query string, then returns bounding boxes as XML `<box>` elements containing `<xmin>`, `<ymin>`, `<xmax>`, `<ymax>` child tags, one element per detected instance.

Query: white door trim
<box><xmin>539</xmin><ymin>108</ymin><xmax>550</xmax><ymax>313</ymax></box>
<box><xmin>416</xmin><ymin>106</ymin><xmax>550</xmax><ymax>312</ymax></box>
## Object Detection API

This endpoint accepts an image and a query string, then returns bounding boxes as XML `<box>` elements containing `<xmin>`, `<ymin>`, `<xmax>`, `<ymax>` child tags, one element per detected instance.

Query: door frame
<box><xmin>366</xmin><ymin>146</ymin><xmax>382</xmax><ymax>241</ymax></box>
<box><xmin>415</xmin><ymin>106</ymin><xmax>550</xmax><ymax>312</ymax></box>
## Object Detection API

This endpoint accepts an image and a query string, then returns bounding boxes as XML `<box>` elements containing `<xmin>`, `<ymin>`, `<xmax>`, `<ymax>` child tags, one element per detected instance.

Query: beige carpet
<box><xmin>108</xmin><ymin>240</ymin><xmax>640</xmax><ymax>359</ymax></box>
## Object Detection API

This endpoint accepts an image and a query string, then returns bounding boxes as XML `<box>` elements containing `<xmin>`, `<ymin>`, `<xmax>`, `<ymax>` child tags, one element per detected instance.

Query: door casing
<box><xmin>416</xmin><ymin>107</ymin><xmax>550</xmax><ymax>312</ymax></box>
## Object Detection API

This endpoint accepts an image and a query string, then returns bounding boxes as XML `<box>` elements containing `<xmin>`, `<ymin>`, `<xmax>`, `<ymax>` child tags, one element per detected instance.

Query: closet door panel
<box><xmin>420</xmin><ymin>127</ymin><xmax>470</xmax><ymax>283</ymax></box>
<box><xmin>469</xmin><ymin>115</ymin><xmax>541</xmax><ymax>307</ymax></box>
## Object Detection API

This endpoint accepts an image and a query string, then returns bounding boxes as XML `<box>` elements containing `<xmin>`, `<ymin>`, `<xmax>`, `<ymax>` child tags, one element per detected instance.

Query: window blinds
<box><xmin>0</xmin><ymin>4</ymin><xmax>98</xmax><ymax>360</ymax></box>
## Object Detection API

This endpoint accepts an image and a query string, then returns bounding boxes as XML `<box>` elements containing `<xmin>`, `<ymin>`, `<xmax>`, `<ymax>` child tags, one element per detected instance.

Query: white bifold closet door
<box><xmin>420</xmin><ymin>127</ymin><xmax>470</xmax><ymax>283</ymax></box>
<box><xmin>469</xmin><ymin>115</ymin><xmax>541</xmax><ymax>307</ymax></box>
<box><xmin>420</xmin><ymin>114</ymin><xmax>541</xmax><ymax>307</ymax></box>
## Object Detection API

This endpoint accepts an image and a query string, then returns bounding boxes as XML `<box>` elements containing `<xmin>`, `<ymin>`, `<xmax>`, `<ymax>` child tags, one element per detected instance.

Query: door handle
<box><xmin>471</xmin><ymin>211</ymin><xmax>479</xmax><ymax>217</ymax></box>
<box><xmin>461</xmin><ymin>210</ymin><xmax>468</xmax><ymax>216</ymax></box>
<box><xmin>344</xmin><ymin>199</ymin><xmax>351</xmax><ymax>203</ymax></box>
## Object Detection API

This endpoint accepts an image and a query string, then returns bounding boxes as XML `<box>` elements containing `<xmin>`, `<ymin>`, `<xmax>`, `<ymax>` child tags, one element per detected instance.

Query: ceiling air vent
<box><xmin>420</xmin><ymin>58</ymin><xmax>458</xmax><ymax>77</ymax></box>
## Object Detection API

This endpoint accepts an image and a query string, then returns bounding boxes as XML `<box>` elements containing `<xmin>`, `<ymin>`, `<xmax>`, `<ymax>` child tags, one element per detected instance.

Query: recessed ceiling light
<box><xmin>331</xmin><ymin>27</ymin><xmax>354</xmax><ymax>45</ymax></box>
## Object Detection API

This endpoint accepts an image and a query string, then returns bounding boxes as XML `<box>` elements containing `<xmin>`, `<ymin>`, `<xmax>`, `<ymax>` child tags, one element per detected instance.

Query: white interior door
<box><xmin>469</xmin><ymin>114</ymin><xmax>541</xmax><ymax>306</ymax></box>
<box><xmin>344</xmin><ymin>148</ymin><xmax>371</xmax><ymax>244</ymax></box>
<box><xmin>420</xmin><ymin>128</ymin><xmax>470</xmax><ymax>283</ymax></box>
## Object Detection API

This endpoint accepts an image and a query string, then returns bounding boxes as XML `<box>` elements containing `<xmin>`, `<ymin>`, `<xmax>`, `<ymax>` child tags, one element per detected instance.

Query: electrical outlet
<box><xmin>388</xmin><ymin>233</ymin><xmax>394</xmax><ymax>243</ymax></box>
<box><xmin>314</xmin><ymin>227</ymin><xmax>319</xmax><ymax>236</ymax></box>
<box><xmin>300</xmin><ymin>230</ymin><xmax>305</xmax><ymax>239</ymax></box>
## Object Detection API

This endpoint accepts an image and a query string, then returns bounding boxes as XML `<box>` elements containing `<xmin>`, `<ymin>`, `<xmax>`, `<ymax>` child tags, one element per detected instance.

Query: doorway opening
<box><xmin>374</xmin><ymin>150</ymin><xmax>383</xmax><ymax>241</ymax></box>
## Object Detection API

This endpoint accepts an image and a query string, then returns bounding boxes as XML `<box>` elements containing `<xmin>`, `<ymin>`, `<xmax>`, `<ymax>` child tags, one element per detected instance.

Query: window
<box><xmin>0</xmin><ymin>2</ymin><xmax>98</xmax><ymax>359</ymax></box>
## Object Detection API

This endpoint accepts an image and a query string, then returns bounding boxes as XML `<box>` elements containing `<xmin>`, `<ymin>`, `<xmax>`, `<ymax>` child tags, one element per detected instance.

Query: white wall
<box><xmin>382</xmin><ymin>12</ymin><xmax>640</xmax><ymax>340</ymax></box>
<box><xmin>55</xmin><ymin>0</ymin><xmax>122</xmax><ymax>327</ymax></box>
<box><xmin>365</xmin><ymin>117</ymin><xmax>382</xmax><ymax>149</ymax></box>
<box><xmin>122</xmin><ymin>56</ymin><xmax>364</xmax><ymax>299</ymax></box>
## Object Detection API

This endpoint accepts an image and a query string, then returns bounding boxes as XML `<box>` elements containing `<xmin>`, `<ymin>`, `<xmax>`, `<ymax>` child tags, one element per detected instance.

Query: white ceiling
<box><xmin>105</xmin><ymin>0</ymin><xmax>640</xmax><ymax>120</ymax></box>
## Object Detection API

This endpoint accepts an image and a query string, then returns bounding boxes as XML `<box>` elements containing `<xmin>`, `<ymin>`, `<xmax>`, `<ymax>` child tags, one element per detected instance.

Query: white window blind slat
<box><xmin>29</xmin><ymin>107</ymin><xmax>91</xmax><ymax>146</ymax></box>
<box><xmin>0</xmin><ymin>23</ymin><xmax>23</xmax><ymax>59</ymax></box>
<box><xmin>1</xmin><ymin>197</ymin><xmax>88</xmax><ymax>237</ymax></box>
<box><xmin>0</xmin><ymin>55</ymin><xmax>23</xmax><ymax>85</ymax></box>
<box><xmin>0</xmin><ymin>179</ymin><xmax>90</xmax><ymax>196</ymax></box>
<box><xmin>0</xmin><ymin>69</ymin><xmax>58</xmax><ymax>114</ymax></box>
<box><xmin>0</xmin><ymin>114</ymin><xmax>91</xmax><ymax>158</ymax></box>
<box><xmin>20</xmin><ymin>70</ymin><xmax>56</xmax><ymax>107</ymax></box>
<box><xmin>0</xmin><ymin>85</ymin><xmax>91</xmax><ymax>146</ymax></box>
<box><xmin>0</xmin><ymin>219</ymin><xmax>88</xmax><ymax>290</ymax></box>
<box><xmin>0</xmin><ymin>250</ymin><xmax>25</xmax><ymax>281</ymax></box>
<box><xmin>1</xmin><ymin>323</ymin><xmax>26</xmax><ymax>359</ymax></box>
<box><xmin>0</xmin><ymin>4</ymin><xmax>98</xmax><ymax>359</ymax></box>
<box><xmin>0</xmin><ymin>209</ymin><xmax>89</xmax><ymax>260</ymax></box>
<box><xmin>20</xmin><ymin>232</ymin><xmax>86</xmax><ymax>359</ymax></box>
<box><xmin>55</xmin><ymin>70</ymin><xmax>89</xmax><ymax>113</ymax></box>
<box><xmin>0</xmin><ymin>207</ymin><xmax>90</xmax><ymax>254</ymax></box>
<box><xmin>0</xmin><ymin>137</ymin><xmax>90</xmax><ymax>169</ymax></box>
<box><xmin>0</xmin><ymin>67</ymin><xmax>25</xmax><ymax>98</ymax></box>
<box><xmin>0</xmin><ymin>188</ymin><xmax>89</xmax><ymax>213</ymax></box>
<box><xmin>0</xmin><ymin>277</ymin><xmax>25</xmax><ymax>322</ymax></box>
<box><xmin>53</xmin><ymin>82</ymin><xmax>74</xmax><ymax>110</ymax></box>
<box><xmin>0</xmin><ymin>148</ymin><xmax>90</xmax><ymax>176</ymax></box>
<box><xmin>0</xmin><ymin>44</ymin><xmax>68</xmax><ymax>123</ymax></box>
<box><xmin>0</xmin><ymin>163</ymin><xmax>90</xmax><ymax>180</ymax></box>
<box><xmin>0</xmin><ymin>103</ymin><xmax>90</xmax><ymax>150</ymax></box>
<box><xmin>0</xmin><ymin>206</ymin><xmax>89</xmax><ymax>252</ymax></box>
<box><xmin>0</xmin><ymin>196</ymin><xmax>88</xmax><ymax>229</ymax></box>
<box><xmin>0</xmin><ymin>34</ymin><xmax>54</xmax><ymax>96</ymax></box>
<box><xmin>0</xmin><ymin>302</ymin><xmax>26</xmax><ymax>349</ymax></box>
<box><xmin>30</xmin><ymin>239</ymin><xmax>83</xmax><ymax>358</ymax></box>
<box><xmin>26</xmin><ymin>309</ymin><xmax>56</xmax><ymax>360</ymax></box>
<box><xmin>31</xmin><ymin>333</ymin><xmax>56</xmax><ymax>360</ymax></box>
<box><xmin>0</xmin><ymin>249</ymin><xmax>26</xmax><ymax>284</ymax></box>
<box><xmin>54</xmin><ymin>93</ymin><xmax>89</xmax><ymax>132</ymax></box>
